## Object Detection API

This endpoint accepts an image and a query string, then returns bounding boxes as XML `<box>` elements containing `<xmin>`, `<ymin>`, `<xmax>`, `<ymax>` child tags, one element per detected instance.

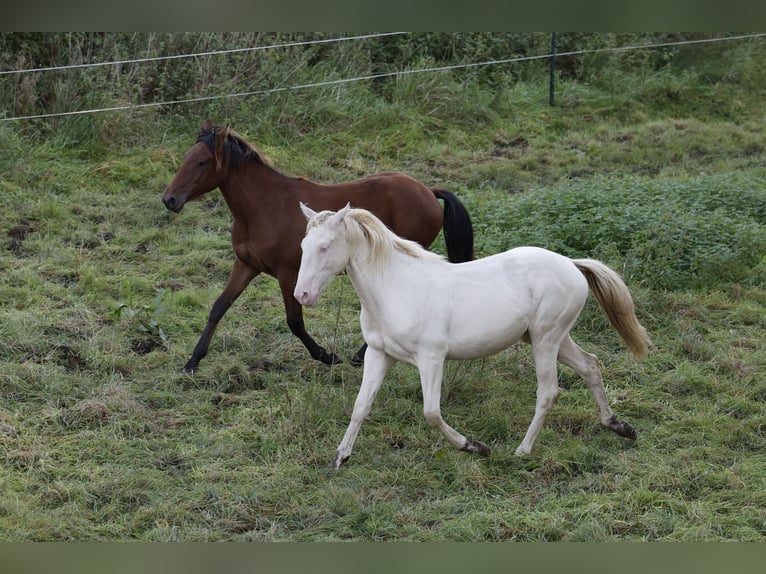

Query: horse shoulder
<box><xmin>358</xmin><ymin>308</ymin><xmax>411</xmax><ymax>361</ymax></box>
<box><xmin>356</xmin><ymin>260</ymin><xmax>445</xmax><ymax>357</ymax></box>
<box><xmin>229</xmin><ymin>215</ymin><xmax>301</xmax><ymax>277</ymax></box>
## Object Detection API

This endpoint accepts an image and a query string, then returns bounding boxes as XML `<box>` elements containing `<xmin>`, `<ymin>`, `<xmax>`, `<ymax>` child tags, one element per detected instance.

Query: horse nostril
<box><xmin>296</xmin><ymin>290</ymin><xmax>310</xmax><ymax>305</ymax></box>
<box><xmin>163</xmin><ymin>196</ymin><xmax>176</xmax><ymax>210</ymax></box>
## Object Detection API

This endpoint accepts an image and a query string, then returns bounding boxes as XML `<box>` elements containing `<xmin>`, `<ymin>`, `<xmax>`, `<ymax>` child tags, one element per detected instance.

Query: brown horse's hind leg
<box><xmin>184</xmin><ymin>258</ymin><xmax>259</xmax><ymax>374</ymax></box>
<box><xmin>279</xmin><ymin>277</ymin><xmax>342</xmax><ymax>365</ymax></box>
<box><xmin>350</xmin><ymin>343</ymin><xmax>367</xmax><ymax>366</ymax></box>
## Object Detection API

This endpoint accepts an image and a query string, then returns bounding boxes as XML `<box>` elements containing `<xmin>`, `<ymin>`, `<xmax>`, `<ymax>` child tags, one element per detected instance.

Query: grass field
<box><xmin>1</xmin><ymin>54</ymin><xmax>765</xmax><ymax>540</ymax></box>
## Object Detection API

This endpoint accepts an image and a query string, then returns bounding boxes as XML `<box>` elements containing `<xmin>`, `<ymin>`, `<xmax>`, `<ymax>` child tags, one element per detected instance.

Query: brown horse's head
<box><xmin>162</xmin><ymin>119</ymin><xmax>229</xmax><ymax>213</ymax></box>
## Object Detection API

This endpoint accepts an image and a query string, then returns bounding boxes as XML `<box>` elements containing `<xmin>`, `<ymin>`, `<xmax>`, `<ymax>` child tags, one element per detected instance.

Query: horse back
<box><xmin>306</xmin><ymin>171</ymin><xmax>445</xmax><ymax>248</ymax></box>
<box><xmin>456</xmin><ymin>247</ymin><xmax>590</xmax><ymax>317</ymax></box>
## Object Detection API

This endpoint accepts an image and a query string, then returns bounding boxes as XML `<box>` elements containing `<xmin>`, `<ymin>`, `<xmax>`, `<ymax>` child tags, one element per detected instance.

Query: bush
<box><xmin>472</xmin><ymin>173</ymin><xmax>766</xmax><ymax>290</ymax></box>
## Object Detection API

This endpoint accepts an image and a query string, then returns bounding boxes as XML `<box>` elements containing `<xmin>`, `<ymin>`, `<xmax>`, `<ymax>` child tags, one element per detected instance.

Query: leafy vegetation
<box><xmin>467</xmin><ymin>174</ymin><xmax>766</xmax><ymax>289</ymax></box>
<box><xmin>0</xmin><ymin>33</ymin><xmax>764</xmax><ymax>541</ymax></box>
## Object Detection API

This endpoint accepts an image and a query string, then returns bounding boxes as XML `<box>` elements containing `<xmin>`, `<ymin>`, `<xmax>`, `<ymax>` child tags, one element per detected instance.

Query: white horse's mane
<box><xmin>309</xmin><ymin>208</ymin><xmax>445</xmax><ymax>271</ymax></box>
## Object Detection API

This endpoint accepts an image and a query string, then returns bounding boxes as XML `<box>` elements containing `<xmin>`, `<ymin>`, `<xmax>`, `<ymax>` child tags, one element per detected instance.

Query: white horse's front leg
<box><xmin>418</xmin><ymin>356</ymin><xmax>491</xmax><ymax>456</ymax></box>
<box><xmin>330</xmin><ymin>347</ymin><xmax>395</xmax><ymax>468</ymax></box>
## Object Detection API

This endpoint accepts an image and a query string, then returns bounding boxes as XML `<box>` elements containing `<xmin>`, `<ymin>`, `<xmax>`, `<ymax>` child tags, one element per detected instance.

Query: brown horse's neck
<box><xmin>218</xmin><ymin>160</ymin><xmax>291</xmax><ymax>224</ymax></box>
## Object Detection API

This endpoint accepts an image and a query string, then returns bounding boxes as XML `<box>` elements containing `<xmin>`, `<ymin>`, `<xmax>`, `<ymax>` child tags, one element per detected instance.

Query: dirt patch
<box><xmin>55</xmin><ymin>345</ymin><xmax>89</xmax><ymax>372</ymax></box>
<box><xmin>60</xmin><ymin>400</ymin><xmax>110</xmax><ymax>429</ymax></box>
<box><xmin>131</xmin><ymin>337</ymin><xmax>165</xmax><ymax>355</ymax></box>
<box><xmin>7</xmin><ymin>220</ymin><xmax>35</xmax><ymax>257</ymax></box>
<box><xmin>8</xmin><ymin>221</ymin><xmax>34</xmax><ymax>240</ymax></box>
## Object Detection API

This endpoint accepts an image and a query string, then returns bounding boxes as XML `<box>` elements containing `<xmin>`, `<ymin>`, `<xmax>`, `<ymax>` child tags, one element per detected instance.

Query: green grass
<box><xmin>1</xmin><ymin>60</ymin><xmax>766</xmax><ymax>541</ymax></box>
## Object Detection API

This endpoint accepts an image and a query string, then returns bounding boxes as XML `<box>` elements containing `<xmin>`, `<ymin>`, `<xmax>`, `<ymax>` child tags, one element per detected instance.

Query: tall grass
<box><xmin>3</xmin><ymin>33</ymin><xmax>763</xmax><ymax>148</ymax></box>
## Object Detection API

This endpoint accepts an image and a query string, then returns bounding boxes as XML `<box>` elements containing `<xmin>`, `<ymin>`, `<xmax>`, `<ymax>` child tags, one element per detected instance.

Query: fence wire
<box><xmin>1</xmin><ymin>32</ymin><xmax>764</xmax><ymax>123</ymax></box>
<box><xmin>0</xmin><ymin>32</ymin><xmax>408</xmax><ymax>77</ymax></box>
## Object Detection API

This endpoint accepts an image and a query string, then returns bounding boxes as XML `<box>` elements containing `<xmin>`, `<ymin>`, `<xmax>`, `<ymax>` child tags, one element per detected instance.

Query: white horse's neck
<box><xmin>345</xmin><ymin>241</ymin><xmax>432</xmax><ymax>321</ymax></box>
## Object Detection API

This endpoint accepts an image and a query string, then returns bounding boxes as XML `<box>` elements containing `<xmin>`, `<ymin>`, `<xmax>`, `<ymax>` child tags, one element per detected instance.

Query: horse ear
<box><xmin>328</xmin><ymin>203</ymin><xmax>351</xmax><ymax>227</ymax></box>
<box><xmin>300</xmin><ymin>202</ymin><xmax>317</xmax><ymax>219</ymax></box>
<box><xmin>212</xmin><ymin>123</ymin><xmax>228</xmax><ymax>172</ymax></box>
<box><xmin>202</xmin><ymin>118</ymin><xmax>213</xmax><ymax>132</ymax></box>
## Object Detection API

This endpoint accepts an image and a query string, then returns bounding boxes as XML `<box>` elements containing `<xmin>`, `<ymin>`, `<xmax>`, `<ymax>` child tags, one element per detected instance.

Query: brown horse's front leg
<box><xmin>279</xmin><ymin>276</ymin><xmax>341</xmax><ymax>365</ymax></box>
<box><xmin>183</xmin><ymin>258</ymin><xmax>259</xmax><ymax>374</ymax></box>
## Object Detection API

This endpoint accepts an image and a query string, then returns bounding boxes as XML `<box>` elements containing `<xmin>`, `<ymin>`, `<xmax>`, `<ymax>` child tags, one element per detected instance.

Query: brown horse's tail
<box><xmin>432</xmin><ymin>188</ymin><xmax>474</xmax><ymax>263</ymax></box>
<box><xmin>573</xmin><ymin>258</ymin><xmax>650</xmax><ymax>360</ymax></box>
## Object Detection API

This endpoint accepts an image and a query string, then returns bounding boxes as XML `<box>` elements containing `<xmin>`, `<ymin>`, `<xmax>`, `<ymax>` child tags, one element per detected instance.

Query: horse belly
<box><xmin>391</xmin><ymin>290</ymin><xmax>529</xmax><ymax>362</ymax></box>
<box><xmin>445</xmin><ymin>319</ymin><xmax>528</xmax><ymax>360</ymax></box>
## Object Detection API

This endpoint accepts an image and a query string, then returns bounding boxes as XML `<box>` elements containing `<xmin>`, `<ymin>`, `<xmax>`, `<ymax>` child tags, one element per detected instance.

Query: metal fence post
<box><xmin>549</xmin><ymin>32</ymin><xmax>557</xmax><ymax>106</ymax></box>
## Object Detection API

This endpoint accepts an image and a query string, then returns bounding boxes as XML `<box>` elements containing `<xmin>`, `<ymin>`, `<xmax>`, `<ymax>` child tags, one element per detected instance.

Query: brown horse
<box><xmin>162</xmin><ymin>119</ymin><xmax>474</xmax><ymax>373</ymax></box>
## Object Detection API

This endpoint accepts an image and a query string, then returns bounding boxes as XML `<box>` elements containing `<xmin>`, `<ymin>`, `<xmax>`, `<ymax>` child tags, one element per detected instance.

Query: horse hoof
<box><xmin>320</xmin><ymin>352</ymin><xmax>343</xmax><ymax>366</ymax></box>
<box><xmin>462</xmin><ymin>439</ymin><xmax>491</xmax><ymax>457</ymax></box>
<box><xmin>608</xmin><ymin>416</ymin><xmax>637</xmax><ymax>440</ymax></box>
<box><xmin>328</xmin><ymin>452</ymin><xmax>349</xmax><ymax>469</ymax></box>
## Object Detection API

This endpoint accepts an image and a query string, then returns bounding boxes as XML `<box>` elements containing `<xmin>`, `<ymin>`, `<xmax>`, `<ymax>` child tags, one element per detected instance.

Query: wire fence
<box><xmin>1</xmin><ymin>32</ymin><xmax>764</xmax><ymax>123</ymax></box>
<box><xmin>0</xmin><ymin>32</ymin><xmax>409</xmax><ymax>77</ymax></box>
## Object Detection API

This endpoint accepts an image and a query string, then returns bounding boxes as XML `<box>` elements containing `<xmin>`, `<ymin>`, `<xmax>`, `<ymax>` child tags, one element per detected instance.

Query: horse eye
<box><xmin>319</xmin><ymin>246</ymin><xmax>328</xmax><ymax>254</ymax></box>
<box><xmin>197</xmin><ymin>159</ymin><xmax>208</xmax><ymax>167</ymax></box>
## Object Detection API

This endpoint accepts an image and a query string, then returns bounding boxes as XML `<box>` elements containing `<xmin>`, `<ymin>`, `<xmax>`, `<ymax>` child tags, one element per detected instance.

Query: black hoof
<box><xmin>328</xmin><ymin>452</ymin><xmax>349</xmax><ymax>469</ymax></box>
<box><xmin>608</xmin><ymin>416</ymin><xmax>637</xmax><ymax>440</ymax></box>
<box><xmin>319</xmin><ymin>351</ymin><xmax>343</xmax><ymax>365</ymax></box>
<box><xmin>461</xmin><ymin>439</ymin><xmax>491</xmax><ymax>456</ymax></box>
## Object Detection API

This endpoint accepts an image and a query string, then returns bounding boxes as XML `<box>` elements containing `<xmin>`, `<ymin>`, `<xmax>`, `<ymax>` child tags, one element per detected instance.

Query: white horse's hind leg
<box><xmin>331</xmin><ymin>347</ymin><xmax>395</xmax><ymax>468</ymax></box>
<box><xmin>556</xmin><ymin>335</ymin><xmax>636</xmax><ymax>440</ymax></box>
<box><xmin>515</xmin><ymin>343</ymin><xmax>561</xmax><ymax>455</ymax></box>
<box><xmin>418</xmin><ymin>357</ymin><xmax>491</xmax><ymax>456</ymax></box>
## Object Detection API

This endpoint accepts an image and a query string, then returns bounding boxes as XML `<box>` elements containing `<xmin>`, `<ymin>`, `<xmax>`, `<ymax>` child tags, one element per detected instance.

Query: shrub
<box><xmin>472</xmin><ymin>173</ymin><xmax>766</xmax><ymax>290</ymax></box>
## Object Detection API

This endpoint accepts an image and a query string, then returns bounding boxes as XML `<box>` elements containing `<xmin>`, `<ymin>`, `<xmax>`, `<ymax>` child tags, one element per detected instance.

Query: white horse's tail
<box><xmin>573</xmin><ymin>259</ymin><xmax>650</xmax><ymax>359</ymax></box>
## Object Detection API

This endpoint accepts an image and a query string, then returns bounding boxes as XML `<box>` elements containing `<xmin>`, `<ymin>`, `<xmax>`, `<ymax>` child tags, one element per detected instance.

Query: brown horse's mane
<box><xmin>197</xmin><ymin>123</ymin><xmax>274</xmax><ymax>170</ymax></box>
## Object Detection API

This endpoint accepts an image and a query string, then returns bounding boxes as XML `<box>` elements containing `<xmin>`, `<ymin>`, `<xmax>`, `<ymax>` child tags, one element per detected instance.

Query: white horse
<box><xmin>294</xmin><ymin>203</ymin><xmax>649</xmax><ymax>468</ymax></box>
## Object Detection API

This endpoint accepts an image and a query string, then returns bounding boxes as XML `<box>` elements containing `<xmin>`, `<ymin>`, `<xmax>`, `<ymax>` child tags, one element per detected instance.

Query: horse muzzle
<box><xmin>162</xmin><ymin>193</ymin><xmax>185</xmax><ymax>213</ymax></box>
<box><xmin>294</xmin><ymin>288</ymin><xmax>318</xmax><ymax>307</ymax></box>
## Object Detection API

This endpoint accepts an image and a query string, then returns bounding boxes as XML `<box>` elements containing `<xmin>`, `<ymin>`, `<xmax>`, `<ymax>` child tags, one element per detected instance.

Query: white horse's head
<box><xmin>294</xmin><ymin>202</ymin><xmax>352</xmax><ymax>307</ymax></box>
